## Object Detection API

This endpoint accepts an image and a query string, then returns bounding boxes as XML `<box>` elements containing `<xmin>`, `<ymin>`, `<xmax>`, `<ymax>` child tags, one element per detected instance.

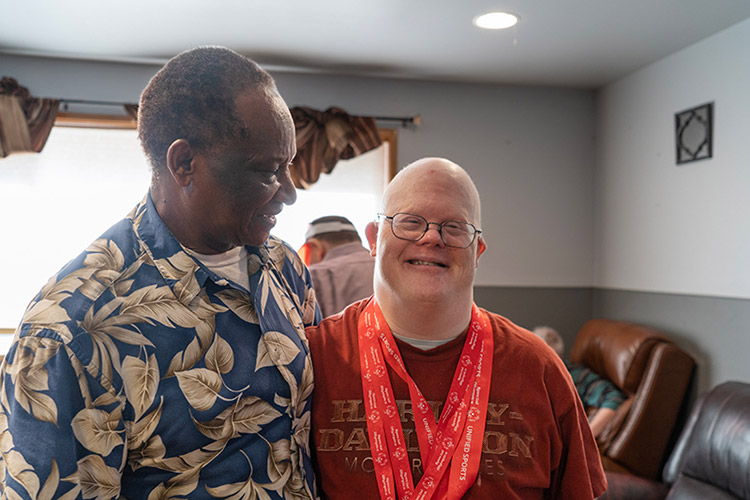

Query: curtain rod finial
<box><xmin>412</xmin><ymin>114</ymin><xmax>422</xmax><ymax>127</ymax></box>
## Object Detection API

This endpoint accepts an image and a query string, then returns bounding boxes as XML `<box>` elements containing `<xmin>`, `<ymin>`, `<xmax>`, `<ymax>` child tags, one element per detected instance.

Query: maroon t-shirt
<box><xmin>307</xmin><ymin>299</ymin><xmax>606</xmax><ymax>499</ymax></box>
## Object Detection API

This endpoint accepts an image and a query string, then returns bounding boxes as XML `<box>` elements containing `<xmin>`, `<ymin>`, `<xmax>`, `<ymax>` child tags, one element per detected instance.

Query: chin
<box><xmin>244</xmin><ymin>237</ymin><xmax>269</xmax><ymax>247</ymax></box>
<box><xmin>403</xmin><ymin>288</ymin><xmax>450</xmax><ymax>305</ymax></box>
<box><xmin>242</xmin><ymin>227</ymin><xmax>272</xmax><ymax>247</ymax></box>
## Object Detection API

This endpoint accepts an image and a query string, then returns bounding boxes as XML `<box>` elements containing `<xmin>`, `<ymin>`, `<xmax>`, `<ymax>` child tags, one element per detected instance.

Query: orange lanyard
<box><xmin>358</xmin><ymin>299</ymin><xmax>493</xmax><ymax>500</ymax></box>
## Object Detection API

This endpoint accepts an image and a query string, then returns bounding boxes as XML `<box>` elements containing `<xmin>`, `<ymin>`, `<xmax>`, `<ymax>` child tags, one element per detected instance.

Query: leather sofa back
<box><xmin>572</xmin><ymin>319</ymin><xmax>670</xmax><ymax>392</ymax></box>
<box><xmin>662</xmin><ymin>381</ymin><xmax>750</xmax><ymax>499</ymax></box>
<box><xmin>570</xmin><ymin>319</ymin><xmax>695</xmax><ymax>480</ymax></box>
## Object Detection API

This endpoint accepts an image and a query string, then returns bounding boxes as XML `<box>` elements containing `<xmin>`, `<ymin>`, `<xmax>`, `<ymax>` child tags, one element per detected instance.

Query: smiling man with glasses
<box><xmin>305</xmin><ymin>157</ymin><xmax>606</xmax><ymax>499</ymax></box>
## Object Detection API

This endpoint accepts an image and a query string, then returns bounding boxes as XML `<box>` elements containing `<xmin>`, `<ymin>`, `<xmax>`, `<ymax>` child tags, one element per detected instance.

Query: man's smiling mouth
<box><xmin>407</xmin><ymin>259</ymin><xmax>447</xmax><ymax>268</ymax></box>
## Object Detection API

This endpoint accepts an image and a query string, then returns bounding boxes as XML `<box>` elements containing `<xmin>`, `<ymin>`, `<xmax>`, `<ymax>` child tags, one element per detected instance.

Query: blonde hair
<box><xmin>532</xmin><ymin>325</ymin><xmax>565</xmax><ymax>358</ymax></box>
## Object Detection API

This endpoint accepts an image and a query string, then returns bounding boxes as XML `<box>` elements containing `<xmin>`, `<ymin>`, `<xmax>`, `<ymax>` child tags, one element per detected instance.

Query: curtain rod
<box><xmin>58</xmin><ymin>99</ymin><xmax>421</xmax><ymax>127</ymax></box>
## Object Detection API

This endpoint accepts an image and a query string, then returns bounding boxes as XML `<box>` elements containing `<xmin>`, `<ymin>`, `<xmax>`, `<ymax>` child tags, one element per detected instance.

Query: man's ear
<box><xmin>475</xmin><ymin>236</ymin><xmax>487</xmax><ymax>267</ymax></box>
<box><xmin>306</xmin><ymin>238</ymin><xmax>326</xmax><ymax>265</ymax></box>
<box><xmin>365</xmin><ymin>221</ymin><xmax>378</xmax><ymax>257</ymax></box>
<box><xmin>166</xmin><ymin>139</ymin><xmax>196</xmax><ymax>187</ymax></box>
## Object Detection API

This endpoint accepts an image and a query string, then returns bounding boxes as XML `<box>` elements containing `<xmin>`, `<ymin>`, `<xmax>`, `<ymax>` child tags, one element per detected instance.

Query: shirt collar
<box><xmin>133</xmin><ymin>193</ymin><xmax>270</xmax><ymax>301</ymax></box>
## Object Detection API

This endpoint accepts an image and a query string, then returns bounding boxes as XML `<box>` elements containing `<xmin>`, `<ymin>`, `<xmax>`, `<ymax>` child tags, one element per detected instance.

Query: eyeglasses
<box><xmin>377</xmin><ymin>212</ymin><xmax>482</xmax><ymax>248</ymax></box>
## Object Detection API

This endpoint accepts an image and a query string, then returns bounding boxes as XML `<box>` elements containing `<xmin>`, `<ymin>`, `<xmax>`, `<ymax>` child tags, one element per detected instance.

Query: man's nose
<box><xmin>275</xmin><ymin>165</ymin><xmax>298</xmax><ymax>205</ymax></box>
<box><xmin>419</xmin><ymin>222</ymin><xmax>445</xmax><ymax>246</ymax></box>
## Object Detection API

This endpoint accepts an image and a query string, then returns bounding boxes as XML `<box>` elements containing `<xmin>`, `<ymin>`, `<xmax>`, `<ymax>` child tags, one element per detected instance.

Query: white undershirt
<box><xmin>185</xmin><ymin>246</ymin><xmax>250</xmax><ymax>290</ymax></box>
<box><xmin>392</xmin><ymin>332</ymin><xmax>461</xmax><ymax>351</ymax></box>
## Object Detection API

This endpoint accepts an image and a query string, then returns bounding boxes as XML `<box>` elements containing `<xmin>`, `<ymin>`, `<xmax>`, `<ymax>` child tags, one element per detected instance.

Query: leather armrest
<box><xmin>597</xmin><ymin>471</ymin><xmax>668</xmax><ymax>500</ymax></box>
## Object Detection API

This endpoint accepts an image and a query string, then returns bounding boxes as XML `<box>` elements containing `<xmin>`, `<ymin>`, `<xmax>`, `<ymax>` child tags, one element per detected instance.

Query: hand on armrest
<box><xmin>589</xmin><ymin>407</ymin><xmax>616</xmax><ymax>438</ymax></box>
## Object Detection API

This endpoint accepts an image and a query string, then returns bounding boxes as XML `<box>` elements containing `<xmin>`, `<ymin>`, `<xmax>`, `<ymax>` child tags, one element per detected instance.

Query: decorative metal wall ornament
<box><xmin>675</xmin><ymin>102</ymin><xmax>713</xmax><ymax>164</ymax></box>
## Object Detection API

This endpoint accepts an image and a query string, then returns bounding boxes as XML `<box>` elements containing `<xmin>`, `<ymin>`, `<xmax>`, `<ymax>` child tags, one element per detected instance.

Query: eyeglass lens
<box><xmin>388</xmin><ymin>213</ymin><xmax>476</xmax><ymax>248</ymax></box>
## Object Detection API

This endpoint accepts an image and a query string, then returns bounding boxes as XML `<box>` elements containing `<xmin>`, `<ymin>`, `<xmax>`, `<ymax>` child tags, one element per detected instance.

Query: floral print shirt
<box><xmin>0</xmin><ymin>194</ymin><xmax>320</xmax><ymax>500</ymax></box>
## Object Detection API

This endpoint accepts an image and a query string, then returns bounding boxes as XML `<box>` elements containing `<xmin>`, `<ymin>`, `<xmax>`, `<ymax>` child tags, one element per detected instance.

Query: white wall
<box><xmin>595</xmin><ymin>17</ymin><xmax>750</xmax><ymax>299</ymax></box>
<box><xmin>0</xmin><ymin>54</ymin><xmax>597</xmax><ymax>291</ymax></box>
<box><xmin>594</xmin><ymin>18</ymin><xmax>750</xmax><ymax>392</ymax></box>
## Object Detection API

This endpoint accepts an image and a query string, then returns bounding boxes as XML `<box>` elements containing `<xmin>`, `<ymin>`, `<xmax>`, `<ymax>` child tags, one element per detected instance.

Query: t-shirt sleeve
<box><xmin>548</xmin><ymin>359</ymin><xmax>608</xmax><ymax>498</ymax></box>
<box><xmin>567</xmin><ymin>361</ymin><xmax>626</xmax><ymax>411</ymax></box>
<box><xmin>598</xmin><ymin>383</ymin><xmax>627</xmax><ymax>410</ymax></box>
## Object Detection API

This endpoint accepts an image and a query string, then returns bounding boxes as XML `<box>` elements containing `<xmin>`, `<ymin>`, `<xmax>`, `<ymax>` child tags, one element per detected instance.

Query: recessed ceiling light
<box><xmin>473</xmin><ymin>11</ymin><xmax>519</xmax><ymax>30</ymax></box>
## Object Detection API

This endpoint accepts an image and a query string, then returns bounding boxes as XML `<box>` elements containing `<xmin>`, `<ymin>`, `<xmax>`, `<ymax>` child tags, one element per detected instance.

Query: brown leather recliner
<box><xmin>599</xmin><ymin>381</ymin><xmax>750</xmax><ymax>500</ymax></box>
<box><xmin>570</xmin><ymin>319</ymin><xmax>696</xmax><ymax>480</ymax></box>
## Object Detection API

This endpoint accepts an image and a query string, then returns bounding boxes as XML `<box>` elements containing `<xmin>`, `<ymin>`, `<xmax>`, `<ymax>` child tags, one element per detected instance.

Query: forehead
<box><xmin>384</xmin><ymin>170</ymin><xmax>478</xmax><ymax>222</ymax></box>
<box><xmin>233</xmin><ymin>89</ymin><xmax>296</xmax><ymax>158</ymax></box>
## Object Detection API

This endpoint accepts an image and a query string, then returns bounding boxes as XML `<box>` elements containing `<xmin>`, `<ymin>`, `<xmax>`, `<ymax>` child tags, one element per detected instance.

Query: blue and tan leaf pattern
<box><xmin>121</xmin><ymin>352</ymin><xmax>160</xmax><ymax>420</ymax></box>
<box><xmin>0</xmin><ymin>194</ymin><xmax>320</xmax><ymax>500</ymax></box>
<box><xmin>71</xmin><ymin>407</ymin><xmax>124</xmax><ymax>456</ymax></box>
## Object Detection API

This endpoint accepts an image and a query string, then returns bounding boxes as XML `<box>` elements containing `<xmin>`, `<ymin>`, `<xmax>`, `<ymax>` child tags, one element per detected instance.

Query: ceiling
<box><xmin>2</xmin><ymin>0</ymin><xmax>750</xmax><ymax>89</ymax></box>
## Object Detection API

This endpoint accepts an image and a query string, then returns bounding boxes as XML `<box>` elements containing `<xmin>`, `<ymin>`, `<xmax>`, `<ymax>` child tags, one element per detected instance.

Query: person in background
<box><xmin>307</xmin><ymin>157</ymin><xmax>606</xmax><ymax>499</ymax></box>
<box><xmin>300</xmin><ymin>215</ymin><xmax>375</xmax><ymax>318</ymax></box>
<box><xmin>533</xmin><ymin>325</ymin><xmax>627</xmax><ymax>438</ymax></box>
<box><xmin>0</xmin><ymin>46</ymin><xmax>319</xmax><ymax>500</ymax></box>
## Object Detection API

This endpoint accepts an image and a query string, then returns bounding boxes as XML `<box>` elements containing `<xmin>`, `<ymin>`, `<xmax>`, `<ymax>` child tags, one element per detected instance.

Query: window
<box><xmin>0</xmin><ymin>116</ymin><xmax>394</xmax><ymax>339</ymax></box>
<box><xmin>274</xmin><ymin>138</ymin><xmax>393</xmax><ymax>251</ymax></box>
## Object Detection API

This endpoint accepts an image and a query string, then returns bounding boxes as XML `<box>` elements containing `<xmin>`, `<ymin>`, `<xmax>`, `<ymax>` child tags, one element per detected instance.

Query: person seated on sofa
<box><xmin>533</xmin><ymin>325</ymin><xmax>627</xmax><ymax>438</ymax></box>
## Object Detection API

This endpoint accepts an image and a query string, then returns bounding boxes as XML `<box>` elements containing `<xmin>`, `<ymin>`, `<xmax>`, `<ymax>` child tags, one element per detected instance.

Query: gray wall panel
<box><xmin>475</xmin><ymin>286</ymin><xmax>750</xmax><ymax>395</ymax></box>
<box><xmin>473</xmin><ymin>286</ymin><xmax>593</xmax><ymax>356</ymax></box>
<box><xmin>592</xmin><ymin>289</ymin><xmax>750</xmax><ymax>395</ymax></box>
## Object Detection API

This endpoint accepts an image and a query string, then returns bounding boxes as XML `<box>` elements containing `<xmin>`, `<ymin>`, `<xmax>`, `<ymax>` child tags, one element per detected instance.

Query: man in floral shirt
<box><xmin>0</xmin><ymin>46</ymin><xmax>319</xmax><ymax>500</ymax></box>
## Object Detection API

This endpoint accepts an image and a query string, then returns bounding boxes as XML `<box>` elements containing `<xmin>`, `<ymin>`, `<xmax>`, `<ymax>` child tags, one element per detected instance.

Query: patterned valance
<box><xmin>0</xmin><ymin>77</ymin><xmax>59</xmax><ymax>158</ymax></box>
<box><xmin>290</xmin><ymin>106</ymin><xmax>382</xmax><ymax>189</ymax></box>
